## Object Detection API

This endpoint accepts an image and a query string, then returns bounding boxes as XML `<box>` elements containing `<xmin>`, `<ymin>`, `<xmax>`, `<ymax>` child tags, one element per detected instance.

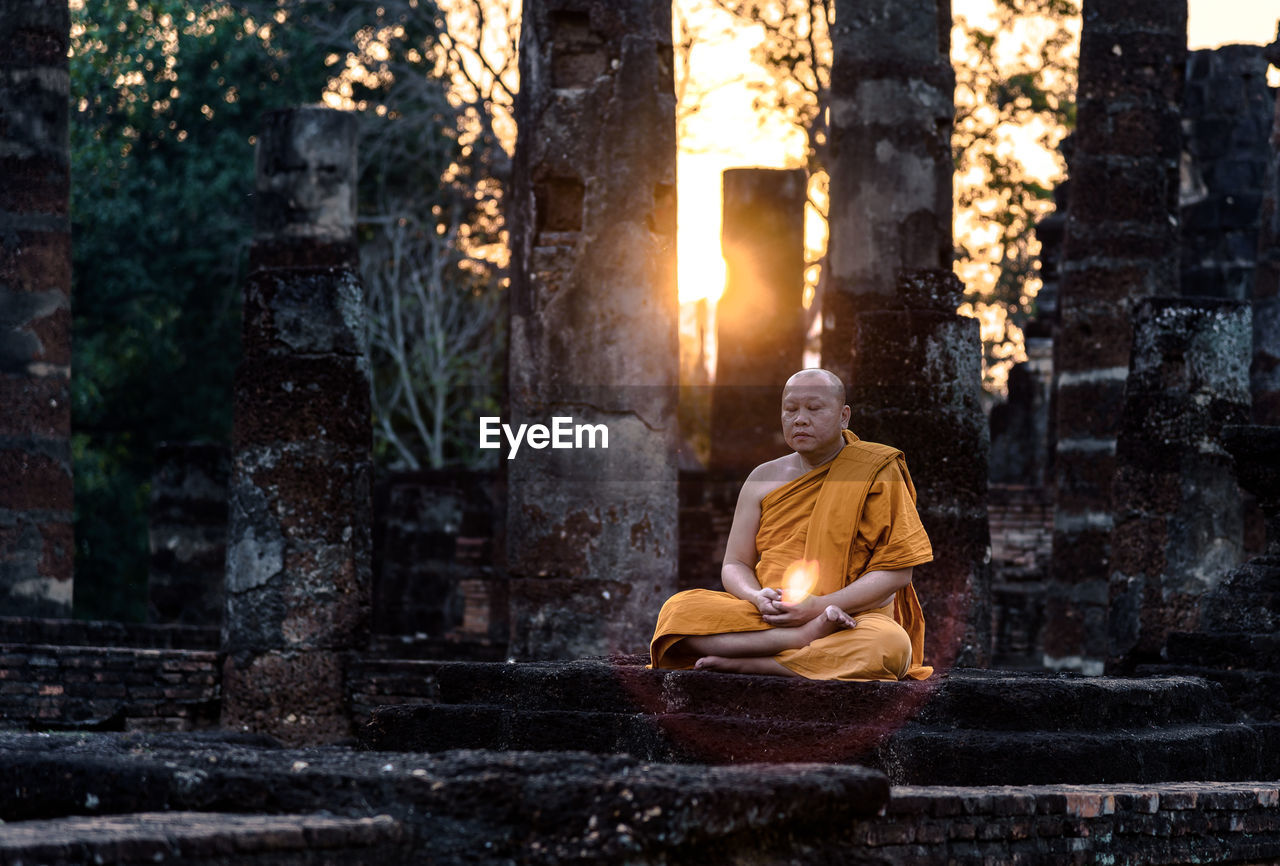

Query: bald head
<box><xmin>780</xmin><ymin>369</ymin><xmax>850</xmax><ymax>464</ymax></box>
<box><xmin>783</xmin><ymin>368</ymin><xmax>845</xmax><ymax>406</ymax></box>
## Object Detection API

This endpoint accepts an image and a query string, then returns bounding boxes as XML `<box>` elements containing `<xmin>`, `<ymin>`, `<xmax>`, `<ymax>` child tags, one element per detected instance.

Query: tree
<box><xmin>343</xmin><ymin>0</ymin><xmax>517</xmax><ymax>470</ymax></box>
<box><xmin>953</xmin><ymin>0</ymin><xmax>1078</xmax><ymax>393</ymax></box>
<box><xmin>70</xmin><ymin>0</ymin><xmax>335</xmax><ymax>620</ymax></box>
<box><xmin>69</xmin><ymin>0</ymin><xmax>511</xmax><ymax>616</ymax></box>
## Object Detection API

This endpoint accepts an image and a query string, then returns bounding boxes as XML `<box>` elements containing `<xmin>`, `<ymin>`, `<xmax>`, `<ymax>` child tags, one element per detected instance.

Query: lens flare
<box><xmin>782</xmin><ymin>559</ymin><xmax>820</xmax><ymax>604</ymax></box>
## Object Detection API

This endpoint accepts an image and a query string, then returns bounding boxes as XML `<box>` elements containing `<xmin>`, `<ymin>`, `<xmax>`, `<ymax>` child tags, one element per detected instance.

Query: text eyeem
<box><xmin>479</xmin><ymin>416</ymin><xmax>610</xmax><ymax>459</ymax></box>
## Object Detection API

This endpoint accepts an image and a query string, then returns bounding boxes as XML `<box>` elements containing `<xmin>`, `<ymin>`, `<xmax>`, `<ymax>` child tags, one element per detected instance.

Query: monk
<box><xmin>649</xmin><ymin>368</ymin><xmax>933</xmax><ymax>680</ymax></box>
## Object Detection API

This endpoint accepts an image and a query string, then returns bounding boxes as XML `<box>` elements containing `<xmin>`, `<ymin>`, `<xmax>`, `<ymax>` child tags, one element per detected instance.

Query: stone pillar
<box><xmin>1046</xmin><ymin>0</ymin><xmax>1186</xmax><ymax>673</ymax></box>
<box><xmin>1254</xmin><ymin>29</ymin><xmax>1280</xmax><ymax>423</ymax></box>
<box><xmin>824</xmin><ymin>0</ymin><xmax>953</xmax><ymax>384</ymax></box>
<box><xmin>0</xmin><ymin>0</ymin><xmax>73</xmax><ymax>616</ymax></box>
<box><xmin>221</xmin><ymin>108</ymin><xmax>370</xmax><ymax>744</ymax></box>
<box><xmin>148</xmin><ymin>443</ymin><xmax>229</xmax><ymax>626</ymax></box>
<box><xmin>1108</xmin><ymin>298</ymin><xmax>1252</xmax><ymax>670</ymax></box>
<box><xmin>711</xmin><ymin>167</ymin><xmax>807</xmax><ymax>472</ymax></box>
<box><xmin>847</xmin><ymin>271</ymin><xmax>992</xmax><ymax>669</ymax></box>
<box><xmin>507</xmin><ymin>0</ymin><xmax>679</xmax><ymax>659</ymax></box>
<box><xmin>1180</xmin><ymin>45</ymin><xmax>1272</xmax><ymax>300</ymax></box>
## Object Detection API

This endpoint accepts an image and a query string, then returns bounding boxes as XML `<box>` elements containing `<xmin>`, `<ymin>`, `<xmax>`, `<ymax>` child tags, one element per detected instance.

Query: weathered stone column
<box><xmin>827</xmin><ymin>1</ymin><xmax>988</xmax><ymax>668</ymax></box>
<box><xmin>824</xmin><ymin>0</ymin><xmax>954</xmax><ymax>384</ymax></box>
<box><xmin>711</xmin><ymin>167</ymin><xmax>807</xmax><ymax>472</ymax></box>
<box><xmin>0</xmin><ymin>1</ymin><xmax>73</xmax><ymax>617</ymax></box>
<box><xmin>847</xmin><ymin>271</ymin><xmax>992</xmax><ymax>669</ymax></box>
<box><xmin>221</xmin><ymin>108</ymin><xmax>370</xmax><ymax>744</ymax></box>
<box><xmin>148</xmin><ymin>443</ymin><xmax>229</xmax><ymax>626</ymax></box>
<box><xmin>1046</xmin><ymin>0</ymin><xmax>1186</xmax><ymax>673</ymax></box>
<box><xmin>1108</xmin><ymin>298</ymin><xmax>1252</xmax><ymax>670</ymax></box>
<box><xmin>507</xmin><ymin>0</ymin><xmax>679</xmax><ymax>658</ymax></box>
<box><xmin>1254</xmin><ymin>28</ymin><xmax>1280</xmax><ymax>422</ymax></box>
<box><xmin>1180</xmin><ymin>45</ymin><xmax>1272</xmax><ymax>300</ymax></box>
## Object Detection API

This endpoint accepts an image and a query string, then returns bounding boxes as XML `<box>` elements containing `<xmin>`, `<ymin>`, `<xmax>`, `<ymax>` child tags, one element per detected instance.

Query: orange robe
<box><xmin>650</xmin><ymin>431</ymin><xmax>934</xmax><ymax>680</ymax></box>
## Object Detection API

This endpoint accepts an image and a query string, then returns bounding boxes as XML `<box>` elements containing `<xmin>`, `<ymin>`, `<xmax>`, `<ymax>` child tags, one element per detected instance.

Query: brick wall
<box><xmin>988</xmin><ymin>484</ymin><xmax>1054</xmax><ymax>667</ymax></box>
<box><xmin>859</xmin><ymin>782</ymin><xmax>1280</xmax><ymax>863</ymax></box>
<box><xmin>0</xmin><ymin>618</ymin><xmax>219</xmax><ymax>731</ymax></box>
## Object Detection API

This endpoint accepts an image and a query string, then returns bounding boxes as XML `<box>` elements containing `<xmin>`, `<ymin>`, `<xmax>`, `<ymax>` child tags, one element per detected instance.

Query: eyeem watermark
<box><xmin>479</xmin><ymin>416</ymin><xmax>609</xmax><ymax>459</ymax></box>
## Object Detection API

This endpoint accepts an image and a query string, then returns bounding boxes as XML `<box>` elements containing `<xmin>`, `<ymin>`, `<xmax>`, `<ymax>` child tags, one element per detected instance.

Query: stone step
<box><xmin>1162</xmin><ymin>632</ymin><xmax>1280</xmax><ymax>669</ymax></box>
<box><xmin>1135</xmin><ymin>664</ymin><xmax>1280</xmax><ymax>724</ymax></box>
<box><xmin>349</xmin><ymin>660</ymin><xmax>1235</xmax><ymax>730</ymax></box>
<box><xmin>361</xmin><ymin>702</ymin><xmax>1277</xmax><ymax>785</ymax></box>
<box><xmin>0</xmin><ymin>812</ymin><xmax>403</xmax><ymax>865</ymax></box>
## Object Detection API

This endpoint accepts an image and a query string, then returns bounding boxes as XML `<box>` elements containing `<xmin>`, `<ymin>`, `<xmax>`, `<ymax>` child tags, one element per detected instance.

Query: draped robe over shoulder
<box><xmin>650</xmin><ymin>431</ymin><xmax>934</xmax><ymax>680</ymax></box>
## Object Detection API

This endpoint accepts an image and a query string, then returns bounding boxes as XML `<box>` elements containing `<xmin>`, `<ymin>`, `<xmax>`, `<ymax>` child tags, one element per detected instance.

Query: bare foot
<box><xmin>797</xmin><ymin>604</ymin><xmax>857</xmax><ymax>644</ymax></box>
<box><xmin>694</xmin><ymin>655</ymin><xmax>796</xmax><ymax>676</ymax></box>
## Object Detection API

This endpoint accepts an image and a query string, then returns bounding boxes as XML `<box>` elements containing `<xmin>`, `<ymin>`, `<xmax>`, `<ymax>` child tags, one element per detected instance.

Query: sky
<box><xmin>675</xmin><ymin>0</ymin><xmax>1280</xmax><ymax>307</ymax></box>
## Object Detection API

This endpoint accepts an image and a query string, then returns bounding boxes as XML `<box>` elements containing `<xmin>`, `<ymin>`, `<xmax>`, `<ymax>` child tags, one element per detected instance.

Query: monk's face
<box><xmin>780</xmin><ymin>376</ymin><xmax>850</xmax><ymax>458</ymax></box>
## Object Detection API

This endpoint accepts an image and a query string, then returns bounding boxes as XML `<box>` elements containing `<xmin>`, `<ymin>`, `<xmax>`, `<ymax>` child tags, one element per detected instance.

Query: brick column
<box><xmin>828</xmin><ymin>1</ymin><xmax>988</xmax><ymax>668</ymax></box>
<box><xmin>0</xmin><ymin>0</ymin><xmax>73</xmax><ymax>616</ymax></box>
<box><xmin>1046</xmin><ymin>0</ymin><xmax>1186</xmax><ymax>673</ymax></box>
<box><xmin>506</xmin><ymin>0</ymin><xmax>679</xmax><ymax>659</ymax></box>
<box><xmin>221</xmin><ymin>108</ymin><xmax>370</xmax><ymax>744</ymax></box>
<box><xmin>711</xmin><ymin>167</ymin><xmax>807</xmax><ymax>472</ymax></box>
<box><xmin>846</xmin><ymin>271</ymin><xmax>992</xmax><ymax>669</ymax></box>
<box><xmin>1108</xmin><ymin>298</ymin><xmax>1252</xmax><ymax>669</ymax></box>
<box><xmin>1254</xmin><ymin>29</ymin><xmax>1280</xmax><ymax>422</ymax></box>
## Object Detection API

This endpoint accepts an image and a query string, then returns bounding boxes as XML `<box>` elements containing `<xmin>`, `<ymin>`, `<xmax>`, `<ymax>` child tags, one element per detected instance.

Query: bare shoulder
<box><xmin>739</xmin><ymin>453</ymin><xmax>807</xmax><ymax>503</ymax></box>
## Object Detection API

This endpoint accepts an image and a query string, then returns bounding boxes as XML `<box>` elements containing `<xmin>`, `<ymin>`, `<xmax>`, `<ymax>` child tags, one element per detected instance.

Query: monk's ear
<box><xmin>840</xmin><ymin>404</ymin><xmax>851</xmax><ymax>428</ymax></box>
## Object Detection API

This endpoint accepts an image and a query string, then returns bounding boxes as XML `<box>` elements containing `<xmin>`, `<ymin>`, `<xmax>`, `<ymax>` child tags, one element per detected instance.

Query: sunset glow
<box><xmin>674</xmin><ymin>0</ymin><xmax>1279</xmax><ymax>387</ymax></box>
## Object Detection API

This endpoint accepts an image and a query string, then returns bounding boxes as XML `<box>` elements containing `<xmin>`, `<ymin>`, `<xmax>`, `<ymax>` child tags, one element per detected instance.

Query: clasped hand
<box><xmin>753</xmin><ymin>588</ymin><xmax>824</xmax><ymax>627</ymax></box>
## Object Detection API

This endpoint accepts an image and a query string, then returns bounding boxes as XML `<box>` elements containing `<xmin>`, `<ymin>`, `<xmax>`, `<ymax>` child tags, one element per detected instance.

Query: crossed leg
<box><xmin>676</xmin><ymin>605</ymin><xmax>857</xmax><ymax>676</ymax></box>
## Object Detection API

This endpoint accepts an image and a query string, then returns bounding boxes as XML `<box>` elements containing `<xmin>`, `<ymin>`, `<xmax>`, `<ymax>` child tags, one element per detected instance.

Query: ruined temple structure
<box><xmin>991</xmin><ymin>34</ymin><xmax>1278</xmax><ymax>667</ymax></box>
<box><xmin>827</xmin><ymin>0</ymin><xmax>991</xmax><ymax>669</ymax></box>
<box><xmin>5</xmin><ymin>3</ymin><xmax>1280</xmax><ymax>862</ymax></box>
<box><xmin>709</xmin><ymin>167</ymin><xmax>808</xmax><ymax>472</ymax></box>
<box><xmin>1136</xmin><ymin>424</ymin><xmax>1280</xmax><ymax>723</ymax></box>
<box><xmin>0</xmin><ymin>0</ymin><xmax>73</xmax><ymax>617</ymax></box>
<box><xmin>1108</xmin><ymin>298</ymin><xmax>1252</xmax><ymax>670</ymax></box>
<box><xmin>221</xmin><ymin>108</ymin><xmax>372</xmax><ymax>745</ymax></box>
<box><xmin>1255</xmin><ymin>28</ymin><xmax>1280</xmax><ymax>423</ymax></box>
<box><xmin>506</xmin><ymin>0</ymin><xmax>680</xmax><ymax>659</ymax></box>
<box><xmin>1045</xmin><ymin>0</ymin><xmax>1187</xmax><ymax>673</ymax></box>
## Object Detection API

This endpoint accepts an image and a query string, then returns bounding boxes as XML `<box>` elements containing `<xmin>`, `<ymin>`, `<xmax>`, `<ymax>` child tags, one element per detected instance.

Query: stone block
<box><xmin>232</xmin><ymin>356</ymin><xmax>371</xmax><ymax>452</ymax></box>
<box><xmin>0</xmin><ymin>229</ymin><xmax>71</xmax><ymax>296</ymax></box>
<box><xmin>241</xmin><ymin>267</ymin><xmax>365</xmax><ymax>358</ymax></box>
<box><xmin>221</xmin><ymin>649</ymin><xmax>350</xmax><ymax>745</ymax></box>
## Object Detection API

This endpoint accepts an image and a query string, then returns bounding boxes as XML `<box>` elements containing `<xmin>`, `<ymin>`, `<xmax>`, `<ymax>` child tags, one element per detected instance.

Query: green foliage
<box><xmin>70</xmin><ymin>0</ymin><xmax>508</xmax><ymax>618</ymax></box>
<box><xmin>69</xmin><ymin>2</ymin><xmax>336</xmax><ymax>619</ymax></box>
<box><xmin>953</xmin><ymin>0</ymin><xmax>1078</xmax><ymax>391</ymax></box>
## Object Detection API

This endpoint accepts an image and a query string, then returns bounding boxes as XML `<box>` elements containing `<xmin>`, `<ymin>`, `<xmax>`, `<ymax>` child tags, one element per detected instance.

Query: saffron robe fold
<box><xmin>650</xmin><ymin>430</ymin><xmax>934</xmax><ymax>680</ymax></box>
